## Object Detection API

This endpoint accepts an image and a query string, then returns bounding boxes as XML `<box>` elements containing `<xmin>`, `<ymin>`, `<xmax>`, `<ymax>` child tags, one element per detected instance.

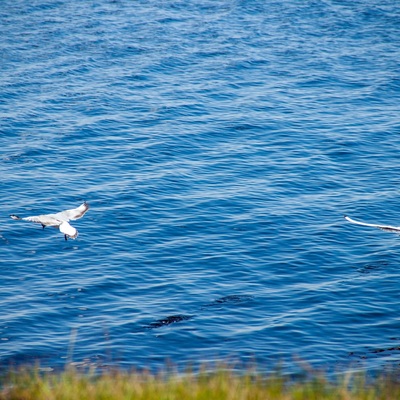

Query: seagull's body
<box><xmin>10</xmin><ymin>202</ymin><xmax>89</xmax><ymax>240</ymax></box>
<box><xmin>344</xmin><ymin>215</ymin><xmax>400</xmax><ymax>234</ymax></box>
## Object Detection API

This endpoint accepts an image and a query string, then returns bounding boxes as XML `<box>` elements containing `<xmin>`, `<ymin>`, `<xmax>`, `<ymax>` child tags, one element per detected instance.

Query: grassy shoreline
<box><xmin>2</xmin><ymin>366</ymin><xmax>400</xmax><ymax>399</ymax></box>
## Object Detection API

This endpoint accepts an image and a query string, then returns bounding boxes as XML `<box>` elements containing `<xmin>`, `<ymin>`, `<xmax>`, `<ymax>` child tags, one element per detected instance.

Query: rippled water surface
<box><xmin>1</xmin><ymin>0</ymin><xmax>400</xmax><ymax>374</ymax></box>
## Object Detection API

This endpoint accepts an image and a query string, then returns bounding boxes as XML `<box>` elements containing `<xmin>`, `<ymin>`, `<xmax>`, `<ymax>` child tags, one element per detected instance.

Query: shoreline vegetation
<box><xmin>2</xmin><ymin>365</ymin><xmax>400</xmax><ymax>399</ymax></box>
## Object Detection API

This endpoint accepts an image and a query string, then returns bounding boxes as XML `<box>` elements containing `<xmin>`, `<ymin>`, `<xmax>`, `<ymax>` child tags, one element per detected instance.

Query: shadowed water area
<box><xmin>1</xmin><ymin>0</ymin><xmax>400</xmax><ymax>374</ymax></box>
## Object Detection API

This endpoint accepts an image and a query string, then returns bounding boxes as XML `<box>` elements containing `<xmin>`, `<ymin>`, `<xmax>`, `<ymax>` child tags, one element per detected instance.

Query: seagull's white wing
<box><xmin>344</xmin><ymin>215</ymin><xmax>400</xmax><ymax>234</ymax></box>
<box><xmin>55</xmin><ymin>202</ymin><xmax>89</xmax><ymax>221</ymax></box>
<box><xmin>11</xmin><ymin>214</ymin><xmax>62</xmax><ymax>227</ymax></box>
<box><xmin>19</xmin><ymin>215</ymin><xmax>43</xmax><ymax>223</ymax></box>
<box><xmin>59</xmin><ymin>221</ymin><xmax>78</xmax><ymax>239</ymax></box>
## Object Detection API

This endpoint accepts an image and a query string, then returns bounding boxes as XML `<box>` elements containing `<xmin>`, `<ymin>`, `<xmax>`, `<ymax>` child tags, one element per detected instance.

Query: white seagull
<box><xmin>10</xmin><ymin>202</ymin><xmax>89</xmax><ymax>240</ymax></box>
<box><xmin>344</xmin><ymin>215</ymin><xmax>400</xmax><ymax>234</ymax></box>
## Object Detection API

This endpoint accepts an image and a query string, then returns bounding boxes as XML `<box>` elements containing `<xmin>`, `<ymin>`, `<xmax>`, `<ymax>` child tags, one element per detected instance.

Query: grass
<box><xmin>1</xmin><ymin>365</ymin><xmax>400</xmax><ymax>399</ymax></box>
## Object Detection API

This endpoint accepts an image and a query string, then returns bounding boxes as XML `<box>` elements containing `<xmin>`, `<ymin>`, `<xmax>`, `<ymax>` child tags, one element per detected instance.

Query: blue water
<box><xmin>1</xmin><ymin>0</ymin><xmax>400</xmax><ymax>374</ymax></box>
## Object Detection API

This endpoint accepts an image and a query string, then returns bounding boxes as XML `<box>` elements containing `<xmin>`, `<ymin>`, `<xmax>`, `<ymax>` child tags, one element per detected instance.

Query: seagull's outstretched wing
<box><xmin>10</xmin><ymin>214</ymin><xmax>61</xmax><ymax>227</ymax></box>
<box><xmin>344</xmin><ymin>215</ymin><xmax>400</xmax><ymax>234</ymax></box>
<box><xmin>55</xmin><ymin>202</ymin><xmax>89</xmax><ymax>221</ymax></box>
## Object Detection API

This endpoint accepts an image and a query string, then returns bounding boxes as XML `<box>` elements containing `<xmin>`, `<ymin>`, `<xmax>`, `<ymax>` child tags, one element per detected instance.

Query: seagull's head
<box><xmin>59</xmin><ymin>221</ymin><xmax>78</xmax><ymax>239</ymax></box>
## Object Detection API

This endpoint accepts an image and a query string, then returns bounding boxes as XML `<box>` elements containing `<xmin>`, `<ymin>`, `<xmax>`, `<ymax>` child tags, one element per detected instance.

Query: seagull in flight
<box><xmin>10</xmin><ymin>202</ymin><xmax>89</xmax><ymax>240</ymax></box>
<box><xmin>344</xmin><ymin>215</ymin><xmax>400</xmax><ymax>234</ymax></box>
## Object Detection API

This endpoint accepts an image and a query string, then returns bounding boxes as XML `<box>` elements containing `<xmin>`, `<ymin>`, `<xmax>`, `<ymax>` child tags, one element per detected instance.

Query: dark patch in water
<box><xmin>350</xmin><ymin>344</ymin><xmax>400</xmax><ymax>360</ymax></box>
<box><xmin>144</xmin><ymin>314</ymin><xmax>193</xmax><ymax>329</ymax></box>
<box><xmin>201</xmin><ymin>295</ymin><xmax>254</xmax><ymax>309</ymax></box>
<box><xmin>370</xmin><ymin>346</ymin><xmax>400</xmax><ymax>354</ymax></box>
<box><xmin>141</xmin><ymin>294</ymin><xmax>254</xmax><ymax>331</ymax></box>
<box><xmin>355</xmin><ymin>261</ymin><xmax>388</xmax><ymax>275</ymax></box>
<box><xmin>357</xmin><ymin>265</ymin><xmax>381</xmax><ymax>274</ymax></box>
